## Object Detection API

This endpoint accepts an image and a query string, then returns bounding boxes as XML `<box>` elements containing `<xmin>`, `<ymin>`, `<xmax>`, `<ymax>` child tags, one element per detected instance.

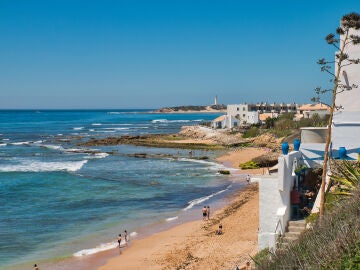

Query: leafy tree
<box><xmin>313</xmin><ymin>12</ymin><xmax>360</xmax><ymax>218</ymax></box>
<box><xmin>264</xmin><ymin>117</ymin><xmax>275</xmax><ymax>129</ymax></box>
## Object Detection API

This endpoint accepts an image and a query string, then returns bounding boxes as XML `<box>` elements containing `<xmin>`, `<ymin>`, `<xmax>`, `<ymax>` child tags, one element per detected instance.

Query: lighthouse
<box><xmin>214</xmin><ymin>95</ymin><xmax>218</xmax><ymax>106</ymax></box>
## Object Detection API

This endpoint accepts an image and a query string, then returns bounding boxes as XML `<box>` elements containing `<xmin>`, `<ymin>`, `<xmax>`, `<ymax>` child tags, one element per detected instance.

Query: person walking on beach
<box><xmin>117</xmin><ymin>234</ymin><xmax>122</xmax><ymax>248</ymax></box>
<box><xmin>206</xmin><ymin>206</ymin><xmax>210</xmax><ymax>220</ymax></box>
<box><xmin>246</xmin><ymin>174</ymin><xmax>251</xmax><ymax>184</ymax></box>
<box><xmin>124</xmin><ymin>230</ymin><xmax>128</xmax><ymax>246</ymax></box>
<box><xmin>34</xmin><ymin>264</ymin><xmax>39</xmax><ymax>270</ymax></box>
<box><xmin>202</xmin><ymin>206</ymin><xmax>207</xmax><ymax>220</ymax></box>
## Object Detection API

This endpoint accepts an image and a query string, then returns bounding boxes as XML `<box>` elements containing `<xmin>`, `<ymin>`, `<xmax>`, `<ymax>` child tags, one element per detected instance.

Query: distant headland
<box><xmin>154</xmin><ymin>104</ymin><xmax>226</xmax><ymax>113</ymax></box>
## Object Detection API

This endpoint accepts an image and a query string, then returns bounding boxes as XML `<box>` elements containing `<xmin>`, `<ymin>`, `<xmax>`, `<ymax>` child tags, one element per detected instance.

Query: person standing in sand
<box><xmin>117</xmin><ymin>234</ymin><xmax>122</xmax><ymax>248</ymax></box>
<box><xmin>246</xmin><ymin>174</ymin><xmax>250</xmax><ymax>184</ymax></box>
<box><xmin>206</xmin><ymin>206</ymin><xmax>210</xmax><ymax>220</ymax></box>
<box><xmin>124</xmin><ymin>230</ymin><xmax>128</xmax><ymax>246</ymax></box>
<box><xmin>202</xmin><ymin>206</ymin><xmax>207</xmax><ymax>220</ymax></box>
<box><xmin>34</xmin><ymin>264</ymin><xmax>39</xmax><ymax>270</ymax></box>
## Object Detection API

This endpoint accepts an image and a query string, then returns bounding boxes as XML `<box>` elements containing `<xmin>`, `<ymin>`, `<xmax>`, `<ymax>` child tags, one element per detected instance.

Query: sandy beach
<box><xmin>97</xmin><ymin>147</ymin><xmax>266</xmax><ymax>270</ymax></box>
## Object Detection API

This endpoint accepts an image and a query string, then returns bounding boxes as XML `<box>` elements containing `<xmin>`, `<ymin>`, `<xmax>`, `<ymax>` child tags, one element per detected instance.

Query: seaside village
<box><xmin>202</xmin><ymin>18</ymin><xmax>360</xmax><ymax>269</ymax></box>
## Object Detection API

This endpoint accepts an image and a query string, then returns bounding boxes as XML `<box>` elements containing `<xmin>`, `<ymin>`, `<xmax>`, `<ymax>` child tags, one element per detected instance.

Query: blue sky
<box><xmin>0</xmin><ymin>1</ymin><xmax>358</xmax><ymax>109</ymax></box>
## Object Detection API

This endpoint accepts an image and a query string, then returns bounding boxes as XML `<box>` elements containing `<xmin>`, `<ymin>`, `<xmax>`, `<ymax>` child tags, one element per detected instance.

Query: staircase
<box><xmin>277</xmin><ymin>219</ymin><xmax>306</xmax><ymax>249</ymax></box>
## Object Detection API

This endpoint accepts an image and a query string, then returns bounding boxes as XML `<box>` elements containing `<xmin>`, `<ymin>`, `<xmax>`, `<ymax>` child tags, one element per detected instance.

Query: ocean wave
<box><xmin>73</xmin><ymin>231</ymin><xmax>137</xmax><ymax>257</ymax></box>
<box><xmin>2</xmin><ymin>138</ymin><xmax>10</xmax><ymax>141</ymax></box>
<box><xmin>0</xmin><ymin>160</ymin><xmax>88</xmax><ymax>172</ymax></box>
<box><xmin>40</xmin><ymin>144</ymin><xmax>65</xmax><ymax>151</ymax></box>
<box><xmin>91</xmin><ymin>123</ymin><xmax>102</xmax><ymax>126</ymax></box>
<box><xmin>0</xmin><ymin>143</ymin><xmax>6</xmax><ymax>147</ymax></box>
<box><xmin>73</xmin><ymin>127</ymin><xmax>84</xmax><ymax>130</ymax></box>
<box><xmin>183</xmin><ymin>188</ymin><xmax>227</xmax><ymax>211</ymax></box>
<box><xmin>178</xmin><ymin>158</ymin><xmax>239</xmax><ymax>172</ymax></box>
<box><xmin>102</xmin><ymin>127</ymin><xmax>130</xmax><ymax>131</ymax></box>
<box><xmin>165</xmin><ymin>216</ymin><xmax>178</xmax><ymax>222</ymax></box>
<box><xmin>151</xmin><ymin>119</ymin><xmax>192</xmax><ymax>123</ymax></box>
<box><xmin>129</xmin><ymin>231</ymin><xmax>138</xmax><ymax>238</ymax></box>
<box><xmin>73</xmin><ymin>241</ymin><xmax>118</xmax><ymax>257</ymax></box>
<box><xmin>10</xmin><ymin>141</ymin><xmax>32</xmax><ymax>145</ymax></box>
<box><xmin>89</xmin><ymin>153</ymin><xmax>110</xmax><ymax>159</ymax></box>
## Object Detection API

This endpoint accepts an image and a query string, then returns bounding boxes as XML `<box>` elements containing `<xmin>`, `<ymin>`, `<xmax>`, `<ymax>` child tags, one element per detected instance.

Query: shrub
<box><xmin>242</xmin><ymin>127</ymin><xmax>260</xmax><ymax>138</ymax></box>
<box><xmin>239</xmin><ymin>161</ymin><xmax>260</xmax><ymax>169</ymax></box>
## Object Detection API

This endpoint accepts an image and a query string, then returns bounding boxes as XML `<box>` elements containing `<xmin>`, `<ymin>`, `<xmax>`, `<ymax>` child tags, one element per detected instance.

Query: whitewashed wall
<box><xmin>257</xmin><ymin>151</ymin><xmax>301</xmax><ymax>251</ymax></box>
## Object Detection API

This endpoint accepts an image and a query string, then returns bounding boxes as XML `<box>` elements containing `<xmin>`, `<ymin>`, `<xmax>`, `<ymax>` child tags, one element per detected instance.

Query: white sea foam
<box><xmin>0</xmin><ymin>143</ymin><xmax>6</xmax><ymax>147</ymax></box>
<box><xmin>183</xmin><ymin>188</ymin><xmax>227</xmax><ymax>211</ymax></box>
<box><xmin>0</xmin><ymin>160</ymin><xmax>88</xmax><ymax>172</ymax></box>
<box><xmin>41</xmin><ymin>144</ymin><xmax>65</xmax><ymax>151</ymax></box>
<box><xmin>89</xmin><ymin>129</ymin><xmax>95</xmax><ymax>132</ymax></box>
<box><xmin>129</xmin><ymin>231</ymin><xmax>138</xmax><ymax>237</ymax></box>
<box><xmin>73</xmin><ymin>241</ymin><xmax>118</xmax><ymax>257</ymax></box>
<box><xmin>178</xmin><ymin>158</ymin><xmax>239</xmax><ymax>172</ymax></box>
<box><xmin>73</xmin><ymin>127</ymin><xmax>84</xmax><ymax>130</ymax></box>
<box><xmin>74</xmin><ymin>231</ymin><xmax>137</xmax><ymax>257</ymax></box>
<box><xmin>89</xmin><ymin>152</ymin><xmax>110</xmax><ymax>159</ymax></box>
<box><xmin>151</xmin><ymin>119</ymin><xmax>192</xmax><ymax>123</ymax></box>
<box><xmin>2</xmin><ymin>138</ymin><xmax>10</xmax><ymax>141</ymax></box>
<box><xmin>91</xmin><ymin>123</ymin><xmax>102</xmax><ymax>126</ymax></box>
<box><xmin>166</xmin><ymin>216</ymin><xmax>178</xmax><ymax>222</ymax></box>
<box><xmin>102</xmin><ymin>127</ymin><xmax>130</xmax><ymax>131</ymax></box>
<box><xmin>11</xmin><ymin>141</ymin><xmax>31</xmax><ymax>145</ymax></box>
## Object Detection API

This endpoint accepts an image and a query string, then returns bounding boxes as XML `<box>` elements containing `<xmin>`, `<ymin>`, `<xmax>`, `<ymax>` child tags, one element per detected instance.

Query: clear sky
<box><xmin>0</xmin><ymin>1</ymin><xmax>358</xmax><ymax>109</ymax></box>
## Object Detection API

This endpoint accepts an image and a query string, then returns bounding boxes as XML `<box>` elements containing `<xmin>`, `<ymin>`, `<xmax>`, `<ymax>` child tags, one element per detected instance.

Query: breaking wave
<box><xmin>183</xmin><ymin>188</ymin><xmax>228</xmax><ymax>211</ymax></box>
<box><xmin>0</xmin><ymin>160</ymin><xmax>88</xmax><ymax>172</ymax></box>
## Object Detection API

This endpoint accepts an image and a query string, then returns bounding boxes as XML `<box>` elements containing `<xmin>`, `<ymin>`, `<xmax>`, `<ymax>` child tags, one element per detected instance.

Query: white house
<box><xmin>255</xmin><ymin>25</ymin><xmax>360</xmax><ymax>252</ymax></box>
<box><xmin>211</xmin><ymin>115</ymin><xmax>240</xmax><ymax>129</ymax></box>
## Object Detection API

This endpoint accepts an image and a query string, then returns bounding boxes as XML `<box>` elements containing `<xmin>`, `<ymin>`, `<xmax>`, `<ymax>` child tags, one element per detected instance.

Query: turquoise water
<box><xmin>0</xmin><ymin>110</ymin><xmax>243</xmax><ymax>269</ymax></box>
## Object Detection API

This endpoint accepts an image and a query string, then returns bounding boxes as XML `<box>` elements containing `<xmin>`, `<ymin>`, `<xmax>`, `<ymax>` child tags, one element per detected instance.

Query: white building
<box><xmin>227</xmin><ymin>104</ymin><xmax>260</xmax><ymax>124</ymax></box>
<box><xmin>211</xmin><ymin>115</ymin><xmax>240</xmax><ymax>129</ymax></box>
<box><xmin>256</xmin><ymin>25</ymin><xmax>360</xmax><ymax>252</ymax></box>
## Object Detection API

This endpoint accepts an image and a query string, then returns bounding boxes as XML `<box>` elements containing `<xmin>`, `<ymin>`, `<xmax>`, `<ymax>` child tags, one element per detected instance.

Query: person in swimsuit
<box><xmin>202</xmin><ymin>206</ymin><xmax>207</xmax><ymax>220</ymax></box>
<box><xmin>206</xmin><ymin>206</ymin><xmax>211</xmax><ymax>220</ymax></box>
<box><xmin>117</xmin><ymin>234</ymin><xmax>122</xmax><ymax>248</ymax></box>
<box><xmin>124</xmin><ymin>230</ymin><xmax>128</xmax><ymax>246</ymax></box>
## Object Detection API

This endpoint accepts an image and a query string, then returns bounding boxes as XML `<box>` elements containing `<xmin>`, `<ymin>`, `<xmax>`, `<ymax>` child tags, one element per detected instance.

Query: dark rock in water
<box><xmin>218</xmin><ymin>170</ymin><xmax>230</xmax><ymax>175</ymax></box>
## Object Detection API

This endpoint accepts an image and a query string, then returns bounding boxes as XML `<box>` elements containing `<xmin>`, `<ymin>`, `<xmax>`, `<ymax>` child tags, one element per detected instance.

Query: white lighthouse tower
<box><xmin>214</xmin><ymin>95</ymin><xmax>218</xmax><ymax>106</ymax></box>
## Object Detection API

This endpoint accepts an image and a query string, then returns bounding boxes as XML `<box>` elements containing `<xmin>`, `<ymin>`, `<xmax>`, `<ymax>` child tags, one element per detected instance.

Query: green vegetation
<box><xmin>253</xmin><ymin>184</ymin><xmax>360</xmax><ymax>269</ymax></box>
<box><xmin>254</xmin><ymin>160</ymin><xmax>360</xmax><ymax>269</ymax></box>
<box><xmin>330</xmin><ymin>160</ymin><xmax>360</xmax><ymax>197</ymax></box>
<box><xmin>239</xmin><ymin>161</ymin><xmax>259</xmax><ymax>169</ymax></box>
<box><xmin>242</xmin><ymin>126</ymin><xmax>260</xmax><ymax>138</ymax></box>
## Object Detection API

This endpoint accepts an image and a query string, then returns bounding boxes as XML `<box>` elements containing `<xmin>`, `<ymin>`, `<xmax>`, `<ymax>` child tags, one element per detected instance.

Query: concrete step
<box><xmin>288</xmin><ymin>226</ymin><xmax>305</xmax><ymax>233</ymax></box>
<box><xmin>285</xmin><ymin>231</ymin><xmax>302</xmax><ymax>238</ymax></box>
<box><xmin>288</xmin><ymin>220</ymin><xmax>306</xmax><ymax>228</ymax></box>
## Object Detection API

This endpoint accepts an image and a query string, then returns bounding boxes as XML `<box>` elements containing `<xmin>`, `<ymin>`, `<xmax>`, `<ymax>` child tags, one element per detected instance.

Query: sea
<box><xmin>0</xmin><ymin>110</ymin><xmax>246</xmax><ymax>270</ymax></box>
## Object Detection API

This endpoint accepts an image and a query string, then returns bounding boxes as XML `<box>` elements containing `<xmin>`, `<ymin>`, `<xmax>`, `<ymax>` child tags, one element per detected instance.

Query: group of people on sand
<box><xmin>117</xmin><ymin>229</ymin><xmax>129</xmax><ymax>249</ymax></box>
<box><xmin>202</xmin><ymin>205</ymin><xmax>211</xmax><ymax>220</ymax></box>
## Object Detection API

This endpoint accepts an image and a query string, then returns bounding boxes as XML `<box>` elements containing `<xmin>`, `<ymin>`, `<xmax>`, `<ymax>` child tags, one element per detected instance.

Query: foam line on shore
<box><xmin>73</xmin><ymin>231</ymin><xmax>138</xmax><ymax>257</ymax></box>
<box><xmin>178</xmin><ymin>158</ymin><xmax>238</xmax><ymax>172</ymax></box>
<box><xmin>165</xmin><ymin>216</ymin><xmax>179</xmax><ymax>222</ymax></box>
<box><xmin>183</xmin><ymin>187</ymin><xmax>228</xmax><ymax>211</ymax></box>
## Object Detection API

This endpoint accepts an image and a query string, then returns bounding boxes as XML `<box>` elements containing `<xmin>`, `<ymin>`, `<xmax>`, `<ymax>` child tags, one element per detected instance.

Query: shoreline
<box><xmin>94</xmin><ymin>147</ymin><xmax>264</xmax><ymax>270</ymax></box>
<box><xmin>11</xmin><ymin>147</ymin><xmax>266</xmax><ymax>270</ymax></box>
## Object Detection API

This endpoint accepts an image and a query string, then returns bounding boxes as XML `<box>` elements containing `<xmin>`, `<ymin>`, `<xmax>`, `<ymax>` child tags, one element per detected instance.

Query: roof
<box><xmin>298</xmin><ymin>103</ymin><xmax>330</xmax><ymax>111</ymax></box>
<box><xmin>212</xmin><ymin>115</ymin><xmax>226</xmax><ymax>122</ymax></box>
<box><xmin>259</xmin><ymin>113</ymin><xmax>275</xmax><ymax>121</ymax></box>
